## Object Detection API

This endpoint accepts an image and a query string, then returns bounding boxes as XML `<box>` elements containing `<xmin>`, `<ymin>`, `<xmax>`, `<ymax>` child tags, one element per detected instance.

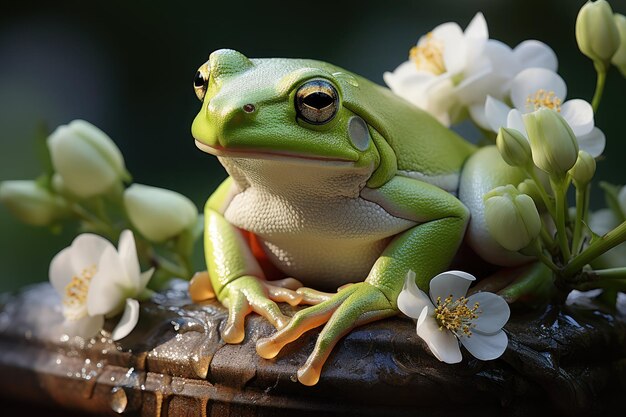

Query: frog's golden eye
<box><xmin>295</xmin><ymin>80</ymin><xmax>339</xmax><ymax>125</ymax></box>
<box><xmin>193</xmin><ymin>64</ymin><xmax>210</xmax><ymax>101</ymax></box>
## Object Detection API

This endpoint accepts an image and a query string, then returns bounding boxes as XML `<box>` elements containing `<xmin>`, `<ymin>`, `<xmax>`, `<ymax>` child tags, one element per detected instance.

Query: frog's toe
<box><xmin>188</xmin><ymin>271</ymin><xmax>215</xmax><ymax>302</ymax></box>
<box><xmin>296</xmin><ymin>283</ymin><xmax>356</xmax><ymax>305</ymax></box>
<box><xmin>264</xmin><ymin>283</ymin><xmax>302</xmax><ymax>306</ymax></box>
<box><xmin>222</xmin><ymin>290</ymin><xmax>250</xmax><ymax>343</ymax></box>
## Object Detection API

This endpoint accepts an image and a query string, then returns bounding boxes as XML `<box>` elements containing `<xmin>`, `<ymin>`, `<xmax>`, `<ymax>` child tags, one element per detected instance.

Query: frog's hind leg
<box><xmin>459</xmin><ymin>145</ymin><xmax>532</xmax><ymax>266</ymax></box>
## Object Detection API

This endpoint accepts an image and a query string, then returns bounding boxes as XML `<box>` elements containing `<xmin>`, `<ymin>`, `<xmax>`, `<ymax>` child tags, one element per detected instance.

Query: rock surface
<box><xmin>0</xmin><ymin>281</ymin><xmax>624</xmax><ymax>416</ymax></box>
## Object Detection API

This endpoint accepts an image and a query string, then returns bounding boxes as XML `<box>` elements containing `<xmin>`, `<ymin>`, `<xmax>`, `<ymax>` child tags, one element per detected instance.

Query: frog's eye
<box><xmin>295</xmin><ymin>80</ymin><xmax>339</xmax><ymax>125</ymax></box>
<box><xmin>193</xmin><ymin>65</ymin><xmax>210</xmax><ymax>101</ymax></box>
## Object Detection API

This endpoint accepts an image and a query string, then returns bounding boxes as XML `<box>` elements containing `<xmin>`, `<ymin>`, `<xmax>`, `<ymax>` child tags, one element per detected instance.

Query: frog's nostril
<box><xmin>242</xmin><ymin>103</ymin><xmax>256</xmax><ymax>113</ymax></box>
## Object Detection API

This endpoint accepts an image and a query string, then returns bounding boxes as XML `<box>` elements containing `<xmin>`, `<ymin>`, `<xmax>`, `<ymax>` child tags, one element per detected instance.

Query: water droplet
<box><xmin>110</xmin><ymin>387</ymin><xmax>128</xmax><ymax>414</ymax></box>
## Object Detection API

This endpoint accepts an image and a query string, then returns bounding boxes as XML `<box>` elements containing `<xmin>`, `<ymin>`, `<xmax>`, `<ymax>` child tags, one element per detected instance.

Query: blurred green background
<box><xmin>1</xmin><ymin>0</ymin><xmax>625</xmax><ymax>292</ymax></box>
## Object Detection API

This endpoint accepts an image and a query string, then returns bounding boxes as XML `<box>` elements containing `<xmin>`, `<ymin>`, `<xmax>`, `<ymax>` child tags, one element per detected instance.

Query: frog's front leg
<box><xmin>202</xmin><ymin>178</ymin><xmax>303</xmax><ymax>343</ymax></box>
<box><xmin>256</xmin><ymin>176</ymin><xmax>470</xmax><ymax>385</ymax></box>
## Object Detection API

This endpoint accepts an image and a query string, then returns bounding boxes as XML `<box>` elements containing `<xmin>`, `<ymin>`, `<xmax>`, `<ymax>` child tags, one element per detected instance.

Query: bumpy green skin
<box><xmin>191</xmin><ymin>49</ymin><xmax>521</xmax><ymax>384</ymax></box>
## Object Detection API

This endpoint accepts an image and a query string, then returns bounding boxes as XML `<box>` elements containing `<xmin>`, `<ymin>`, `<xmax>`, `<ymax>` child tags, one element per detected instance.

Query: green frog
<box><xmin>190</xmin><ymin>49</ymin><xmax>528</xmax><ymax>386</ymax></box>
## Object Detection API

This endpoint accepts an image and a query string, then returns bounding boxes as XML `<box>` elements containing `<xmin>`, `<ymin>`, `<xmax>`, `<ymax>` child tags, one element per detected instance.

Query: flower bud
<box><xmin>523</xmin><ymin>108</ymin><xmax>579</xmax><ymax>177</ymax></box>
<box><xmin>47</xmin><ymin>120</ymin><xmax>130</xmax><ymax>198</ymax></box>
<box><xmin>0</xmin><ymin>180</ymin><xmax>67</xmax><ymax>226</ymax></box>
<box><xmin>611</xmin><ymin>14</ymin><xmax>626</xmax><ymax>77</ymax></box>
<box><xmin>124</xmin><ymin>184</ymin><xmax>198</xmax><ymax>242</ymax></box>
<box><xmin>568</xmin><ymin>150</ymin><xmax>596</xmax><ymax>185</ymax></box>
<box><xmin>576</xmin><ymin>0</ymin><xmax>620</xmax><ymax>71</ymax></box>
<box><xmin>496</xmin><ymin>127</ymin><xmax>532</xmax><ymax>167</ymax></box>
<box><xmin>517</xmin><ymin>179</ymin><xmax>546</xmax><ymax>213</ymax></box>
<box><xmin>484</xmin><ymin>185</ymin><xmax>542</xmax><ymax>252</ymax></box>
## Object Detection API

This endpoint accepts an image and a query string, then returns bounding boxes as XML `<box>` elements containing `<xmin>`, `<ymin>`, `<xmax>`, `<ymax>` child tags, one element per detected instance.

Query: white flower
<box><xmin>398</xmin><ymin>270</ymin><xmax>510</xmax><ymax>363</ymax></box>
<box><xmin>384</xmin><ymin>12</ymin><xmax>490</xmax><ymax>125</ymax></box>
<box><xmin>483</xmin><ymin>68</ymin><xmax>605</xmax><ymax>157</ymax></box>
<box><xmin>384</xmin><ymin>12</ymin><xmax>557</xmax><ymax>127</ymax></box>
<box><xmin>49</xmin><ymin>230</ymin><xmax>153</xmax><ymax>340</ymax></box>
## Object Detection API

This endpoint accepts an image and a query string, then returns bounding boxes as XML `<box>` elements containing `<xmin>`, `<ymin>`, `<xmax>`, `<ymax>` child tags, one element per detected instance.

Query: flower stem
<box><xmin>591</xmin><ymin>67</ymin><xmax>607</xmax><ymax>114</ymax></box>
<box><xmin>564</xmin><ymin>219</ymin><xmax>626</xmax><ymax>277</ymax></box>
<box><xmin>571</xmin><ymin>182</ymin><xmax>590</xmax><ymax>256</ymax></box>
<box><xmin>588</xmin><ymin>267</ymin><xmax>626</xmax><ymax>279</ymax></box>
<box><xmin>551</xmin><ymin>178</ymin><xmax>571</xmax><ymax>263</ymax></box>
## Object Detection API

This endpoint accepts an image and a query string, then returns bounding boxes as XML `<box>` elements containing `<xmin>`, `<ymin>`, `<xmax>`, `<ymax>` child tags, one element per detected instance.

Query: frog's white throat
<box><xmin>217</xmin><ymin>155</ymin><xmax>374</xmax><ymax>199</ymax></box>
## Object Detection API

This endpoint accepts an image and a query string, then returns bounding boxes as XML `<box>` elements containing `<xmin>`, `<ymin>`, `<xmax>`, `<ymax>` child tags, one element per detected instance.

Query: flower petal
<box><xmin>70</xmin><ymin>233</ymin><xmax>115</xmax><ymax>274</ymax></box>
<box><xmin>513</xmin><ymin>40</ymin><xmax>558</xmax><ymax>72</ymax></box>
<box><xmin>111</xmin><ymin>298</ymin><xmax>140</xmax><ymax>341</ymax></box>
<box><xmin>397</xmin><ymin>270</ymin><xmax>433</xmax><ymax>319</ymax></box>
<box><xmin>458</xmin><ymin>330</ymin><xmax>508</xmax><ymax>361</ymax></box>
<box><xmin>49</xmin><ymin>247</ymin><xmax>75</xmax><ymax>295</ymax></box>
<box><xmin>63</xmin><ymin>314</ymin><xmax>104</xmax><ymax>339</ymax></box>
<box><xmin>484</xmin><ymin>39</ymin><xmax>518</xmax><ymax>79</ymax></box>
<box><xmin>139</xmin><ymin>268</ymin><xmax>155</xmax><ymax>292</ymax></box>
<box><xmin>506</xmin><ymin>109</ymin><xmax>528</xmax><ymax>138</ymax></box>
<box><xmin>576</xmin><ymin>127</ymin><xmax>606</xmax><ymax>158</ymax></box>
<box><xmin>434</xmin><ymin>23</ymin><xmax>465</xmax><ymax>75</ymax></box>
<box><xmin>510</xmin><ymin>68</ymin><xmax>567</xmax><ymax>112</ymax></box>
<box><xmin>469</xmin><ymin>103</ymin><xmax>489</xmax><ymax>130</ymax></box>
<box><xmin>485</xmin><ymin>96</ymin><xmax>512</xmax><ymax>132</ymax></box>
<box><xmin>561</xmin><ymin>99</ymin><xmax>594</xmax><ymax>136</ymax></box>
<box><xmin>464</xmin><ymin>12</ymin><xmax>488</xmax><ymax>40</ymax></box>
<box><xmin>429</xmin><ymin>270</ymin><xmax>476</xmax><ymax>303</ymax></box>
<box><xmin>467</xmin><ymin>292</ymin><xmax>510</xmax><ymax>334</ymax></box>
<box><xmin>416</xmin><ymin>306</ymin><xmax>462</xmax><ymax>364</ymax></box>
<box><xmin>118</xmin><ymin>229</ymin><xmax>141</xmax><ymax>290</ymax></box>
<box><xmin>86</xmin><ymin>246</ymin><xmax>127</xmax><ymax>316</ymax></box>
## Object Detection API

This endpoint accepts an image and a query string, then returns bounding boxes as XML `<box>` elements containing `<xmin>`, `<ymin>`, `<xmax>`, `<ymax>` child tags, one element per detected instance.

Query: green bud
<box><xmin>517</xmin><ymin>179</ymin><xmax>546</xmax><ymax>213</ymax></box>
<box><xmin>611</xmin><ymin>14</ymin><xmax>626</xmax><ymax>77</ymax></box>
<box><xmin>0</xmin><ymin>180</ymin><xmax>67</xmax><ymax>226</ymax></box>
<box><xmin>124</xmin><ymin>184</ymin><xmax>198</xmax><ymax>243</ymax></box>
<box><xmin>523</xmin><ymin>108</ymin><xmax>579</xmax><ymax>178</ymax></box>
<box><xmin>576</xmin><ymin>0</ymin><xmax>620</xmax><ymax>71</ymax></box>
<box><xmin>47</xmin><ymin>120</ymin><xmax>130</xmax><ymax>198</ymax></box>
<box><xmin>496</xmin><ymin>127</ymin><xmax>532</xmax><ymax>167</ymax></box>
<box><xmin>484</xmin><ymin>185</ymin><xmax>542</xmax><ymax>252</ymax></box>
<box><xmin>568</xmin><ymin>150</ymin><xmax>596</xmax><ymax>185</ymax></box>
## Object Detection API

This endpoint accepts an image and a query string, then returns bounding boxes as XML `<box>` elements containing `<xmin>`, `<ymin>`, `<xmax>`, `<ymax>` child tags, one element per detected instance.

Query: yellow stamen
<box><xmin>409</xmin><ymin>32</ymin><xmax>446</xmax><ymax>75</ymax></box>
<box><xmin>434</xmin><ymin>295</ymin><xmax>481</xmax><ymax>337</ymax></box>
<box><xmin>63</xmin><ymin>265</ymin><xmax>97</xmax><ymax>312</ymax></box>
<box><xmin>526</xmin><ymin>89</ymin><xmax>562</xmax><ymax>112</ymax></box>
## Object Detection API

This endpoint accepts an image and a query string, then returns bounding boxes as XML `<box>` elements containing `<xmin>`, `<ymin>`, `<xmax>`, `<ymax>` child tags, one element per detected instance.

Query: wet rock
<box><xmin>0</xmin><ymin>281</ymin><xmax>624</xmax><ymax>416</ymax></box>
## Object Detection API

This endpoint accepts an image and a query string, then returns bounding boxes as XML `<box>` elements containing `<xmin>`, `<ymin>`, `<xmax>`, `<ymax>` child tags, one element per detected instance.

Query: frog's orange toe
<box><xmin>297</xmin><ymin>364</ymin><xmax>321</xmax><ymax>386</ymax></box>
<box><xmin>256</xmin><ymin>338</ymin><xmax>281</xmax><ymax>359</ymax></box>
<box><xmin>189</xmin><ymin>271</ymin><xmax>215</xmax><ymax>302</ymax></box>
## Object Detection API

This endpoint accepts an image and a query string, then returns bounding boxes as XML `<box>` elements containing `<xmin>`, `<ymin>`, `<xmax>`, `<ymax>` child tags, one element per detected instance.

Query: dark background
<box><xmin>1</xmin><ymin>0</ymin><xmax>625</xmax><ymax>292</ymax></box>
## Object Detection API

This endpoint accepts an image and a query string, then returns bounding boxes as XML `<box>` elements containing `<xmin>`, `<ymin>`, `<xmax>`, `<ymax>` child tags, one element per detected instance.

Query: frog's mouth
<box><xmin>195</xmin><ymin>140</ymin><xmax>357</xmax><ymax>166</ymax></box>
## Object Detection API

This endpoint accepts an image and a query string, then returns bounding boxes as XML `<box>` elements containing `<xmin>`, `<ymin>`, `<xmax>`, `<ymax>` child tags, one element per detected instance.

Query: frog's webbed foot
<box><xmin>256</xmin><ymin>282</ymin><xmax>396</xmax><ymax>386</ymax></box>
<box><xmin>189</xmin><ymin>272</ymin><xmax>303</xmax><ymax>344</ymax></box>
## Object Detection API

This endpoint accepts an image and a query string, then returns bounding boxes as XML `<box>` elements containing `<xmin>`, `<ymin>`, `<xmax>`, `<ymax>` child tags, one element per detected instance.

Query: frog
<box><xmin>189</xmin><ymin>49</ymin><xmax>529</xmax><ymax>386</ymax></box>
